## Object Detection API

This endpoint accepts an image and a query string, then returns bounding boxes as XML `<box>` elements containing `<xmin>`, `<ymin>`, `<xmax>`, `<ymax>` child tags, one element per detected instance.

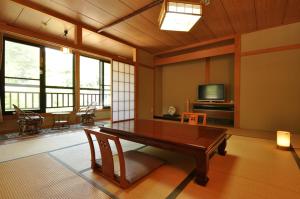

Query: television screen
<box><xmin>198</xmin><ymin>84</ymin><xmax>225</xmax><ymax>101</ymax></box>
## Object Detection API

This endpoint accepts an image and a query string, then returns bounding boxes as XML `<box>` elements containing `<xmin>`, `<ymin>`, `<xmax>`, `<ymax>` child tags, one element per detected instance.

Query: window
<box><xmin>1</xmin><ymin>38</ymin><xmax>74</xmax><ymax>114</ymax></box>
<box><xmin>80</xmin><ymin>56</ymin><xmax>111</xmax><ymax>108</ymax></box>
<box><xmin>103</xmin><ymin>62</ymin><xmax>111</xmax><ymax>107</ymax></box>
<box><xmin>1</xmin><ymin>38</ymin><xmax>112</xmax><ymax>115</ymax></box>
<box><xmin>45</xmin><ymin>48</ymin><xmax>74</xmax><ymax>112</ymax></box>
<box><xmin>112</xmin><ymin>61</ymin><xmax>135</xmax><ymax>122</ymax></box>
<box><xmin>3</xmin><ymin>40</ymin><xmax>41</xmax><ymax>112</ymax></box>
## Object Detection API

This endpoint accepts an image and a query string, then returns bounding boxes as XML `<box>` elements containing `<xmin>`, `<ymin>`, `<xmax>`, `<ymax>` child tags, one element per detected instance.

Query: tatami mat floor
<box><xmin>0</xmin><ymin>124</ymin><xmax>299</xmax><ymax>199</ymax></box>
<box><xmin>0</xmin><ymin>154</ymin><xmax>111</xmax><ymax>199</ymax></box>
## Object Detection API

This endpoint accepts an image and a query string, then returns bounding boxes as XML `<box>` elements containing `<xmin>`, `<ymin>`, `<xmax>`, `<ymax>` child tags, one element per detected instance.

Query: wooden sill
<box><xmin>3</xmin><ymin>109</ymin><xmax>110</xmax><ymax>121</ymax></box>
<box><xmin>95</xmin><ymin>109</ymin><xmax>111</xmax><ymax>112</ymax></box>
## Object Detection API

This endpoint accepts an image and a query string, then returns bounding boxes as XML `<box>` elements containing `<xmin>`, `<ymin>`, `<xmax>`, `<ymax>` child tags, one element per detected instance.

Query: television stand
<box><xmin>191</xmin><ymin>102</ymin><xmax>234</xmax><ymax>126</ymax></box>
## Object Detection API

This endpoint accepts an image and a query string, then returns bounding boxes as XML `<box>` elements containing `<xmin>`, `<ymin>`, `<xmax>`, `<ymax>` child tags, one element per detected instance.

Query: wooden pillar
<box><xmin>234</xmin><ymin>35</ymin><xmax>241</xmax><ymax>128</ymax></box>
<box><xmin>74</xmin><ymin>53</ymin><xmax>80</xmax><ymax>112</ymax></box>
<box><xmin>204</xmin><ymin>57</ymin><xmax>210</xmax><ymax>83</ymax></box>
<box><xmin>133</xmin><ymin>48</ymin><xmax>138</xmax><ymax>119</ymax></box>
<box><xmin>153</xmin><ymin>58</ymin><xmax>156</xmax><ymax>116</ymax></box>
<box><xmin>74</xmin><ymin>25</ymin><xmax>82</xmax><ymax>112</ymax></box>
<box><xmin>75</xmin><ymin>25</ymin><xmax>82</xmax><ymax>46</ymax></box>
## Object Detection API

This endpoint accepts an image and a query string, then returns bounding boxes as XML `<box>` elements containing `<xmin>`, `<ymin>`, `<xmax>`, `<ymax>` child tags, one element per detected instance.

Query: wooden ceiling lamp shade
<box><xmin>158</xmin><ymin>0</ymin><xmax>209</xmax><ymax>32</ymax></box>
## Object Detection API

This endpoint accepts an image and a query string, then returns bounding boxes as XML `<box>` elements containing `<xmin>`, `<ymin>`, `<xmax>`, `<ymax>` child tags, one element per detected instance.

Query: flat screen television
<box><xmin>198</xmin><ymin>84</ymin><xmax>225</xmax><ymax>102</ymax></box>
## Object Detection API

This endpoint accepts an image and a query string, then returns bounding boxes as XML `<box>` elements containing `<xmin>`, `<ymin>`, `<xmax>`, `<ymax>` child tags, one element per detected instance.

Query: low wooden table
<box><xmin>99</xmin><ymin>119</ymin><xmax>227</xmax><ymax>186</ymax></box>
<box><xmin>52</xmin><ymin>112</ymin><xmax>70</xmax><ymax>129</ymax></box>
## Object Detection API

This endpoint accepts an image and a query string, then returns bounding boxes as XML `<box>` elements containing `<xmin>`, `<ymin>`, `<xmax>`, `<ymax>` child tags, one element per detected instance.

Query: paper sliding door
<box><xmin>112</xmin><ymin>61</ymin><xmax>135</xmax><ymax>122</ymax></box>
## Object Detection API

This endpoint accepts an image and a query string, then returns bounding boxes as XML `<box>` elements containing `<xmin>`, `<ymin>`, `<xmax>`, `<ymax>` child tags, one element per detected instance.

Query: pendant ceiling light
<box><xmin>159</xmin><ymin>0</ymin><xmax>209</xmax><ymax>32</ymax></box>
<box><xmin>62</xmin><ymin>29</ymin><xmax>71</xmax><ymax>54</ymax></box>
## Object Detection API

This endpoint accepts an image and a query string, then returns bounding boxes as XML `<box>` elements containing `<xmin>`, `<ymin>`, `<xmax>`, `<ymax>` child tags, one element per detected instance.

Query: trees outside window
<box><xmin>1</xmin><ymin>38</ymin><xmax>112</xmax><ymax>115</ymax></box>
<box><xmin>3</xmin><ymin>40</ymin><xmax>41</xmax><ymax>112</ymax></box>
<box><xmin>45</xmin><ymin>48</ymin><xmax>74</xmax><ymax>113</ymax></box>
<box><xmin>80</xmin><ymin>56</ymin><xmax>111</xmax><ymax>108</ymax></box>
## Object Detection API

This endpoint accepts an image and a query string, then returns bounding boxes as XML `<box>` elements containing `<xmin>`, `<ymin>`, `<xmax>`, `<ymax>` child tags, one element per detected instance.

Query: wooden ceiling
<box><xmin>1</xmin><ymin>0</ymin><xmax>300</xmax><ymax>57</ymax></box>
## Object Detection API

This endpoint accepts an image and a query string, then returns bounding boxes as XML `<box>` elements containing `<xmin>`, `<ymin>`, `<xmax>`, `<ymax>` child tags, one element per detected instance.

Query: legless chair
<box><xmin>84</xmin><ymin>129</ymin><xmax>164</xmax><ymax>188</ymax></box>
<box><xmin>181</xmin><ymin>112</ymin><xmax>207</xmax><ymax>126</ymax></box>
<box><xmin>76</xmin><ymin>102</ymin><xmax>97</xmax><ymax>125</ymax></box>
<box><xmin>13</xmin><ymin>104</ymin><xmax>44</xmax><ymax>134</ymax></box>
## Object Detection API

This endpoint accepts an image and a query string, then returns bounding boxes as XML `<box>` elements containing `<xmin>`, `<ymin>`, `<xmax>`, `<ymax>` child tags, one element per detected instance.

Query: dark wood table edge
<box><xmin>99</xmin><ymin>125</ymin><xmax>227</xmax><ymax>186</ymax></box>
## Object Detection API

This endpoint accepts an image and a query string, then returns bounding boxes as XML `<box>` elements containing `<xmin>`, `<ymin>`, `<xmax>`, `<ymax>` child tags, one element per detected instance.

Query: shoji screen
<box><xmin>112</xmin><ymin>61</ymin><xmax>135</xmax><ymax>122</ymax></box>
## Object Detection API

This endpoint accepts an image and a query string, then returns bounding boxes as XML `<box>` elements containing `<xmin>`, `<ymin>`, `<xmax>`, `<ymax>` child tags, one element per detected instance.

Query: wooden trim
<box><xmin>204</xmin><ymin>57</ymin><xmax>210</xmax><ymax>83</ymax></box>
<box><xmin>74</xmin><ymin>52</ymin><xmax>80</xmax><ymax>112</ymax></box>
<box><xmin>138</xmin><ymin>63</ymin><xmax>155</xmax><ymax>70</ymax></box>
<box><xmin>98</xmin><ymin>0</ymin><xmax>163</xmax><ymax>32</ymax></box>
<box><xmin>154</xmin><ymin>35</ymin><xmax>235</xmax><ymax>56</ymax></box>
<box><xmin>153</xmin><ymin>63</ymin><xmax>156</xmax><ymax>117</ymax></box>
<box><xmin>10</xmin><ymin>0</ymin><xmax>138</xmax><ymax>49</ymax></box>
<box><xmin>241</xmin><ymin>43</ymin><xmax>300</xmax><ymax>57</ymax></box>
<box><xmin>134</xmin><ymin>50</ymin><xmax>139</xmax><ymax>119</ymax></box>
<box><xmin>154</xmin><ymin>44</ymin><xmax>235</xmax><ymax>66</ymax></box>
<box><xmin>95</xmin><ymin>109</ymin><xmax>111</xmax><ymax>113</ymax></box>
<box><xmin>111</xmin><ymin>57</ymin><xmax>134</xmax><ymax>65</ymax></box>
<box><xmin>234</xmin><ymin>35</ymin><xmax>241</xmax><ymax>128</ymax></box>
<box><xmin>74</xmin><ymin>25</ymin><xmax>82</xmax><ymax>112</ymax></box>
<box><xmin>75</xmin><ymin>25</ymin><xmax>82</xmax><ymax>46</ymax></box>
<box><xmin>134</xmin><ymin>60</ymin><xmax>139</xmax><ymax>119</ymax></box>
<box><xmin>0</xmin><ymin>22</ymin><xmax>133</xmax><ymax>63</ymax></box>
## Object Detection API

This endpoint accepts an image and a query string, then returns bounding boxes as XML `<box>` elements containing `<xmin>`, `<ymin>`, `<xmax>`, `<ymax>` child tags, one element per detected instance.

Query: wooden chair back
<box><xmin>181</xmin><ymin>112</ymin><xmax>207</xmax><ymax>126</ymax></box>
<box><xmin>13</xmin><ymin>104</ymin><xmax>44</xmax><ymax>133</ymax></box>
<box><xmin>84</xmin><ymin>129</ymin><xmax>128</xmax><ymax>187</ymax></box>
<box><xmin>13</xmin><ymin>104</ymin><xmax>31</xmax><ymax>120</ymax></box>
<box><xmin>86</xmin><ymin>104</ymin><xmax>96</xmax><ymax>115</ymax></box>
<box><xmin>13</xmin><ymin>104</ymin><xmax>24</xmax><ymax>116</ymax></box>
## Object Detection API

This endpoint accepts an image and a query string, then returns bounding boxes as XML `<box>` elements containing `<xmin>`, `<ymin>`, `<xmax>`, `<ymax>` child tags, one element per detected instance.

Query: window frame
<box><xmin>0</xmin><ymin>37</ymin><xmax>75</xmax><ymax>115</ymax></box>
<box><xmin>79</xmin><ymin>54</ymin><xmax>111</xmax><ymax>109</ymax></box>
<box><xmin>44</xmin><ymin>47</ymin><xmax>75</xmax><ymax>112</ymax></box>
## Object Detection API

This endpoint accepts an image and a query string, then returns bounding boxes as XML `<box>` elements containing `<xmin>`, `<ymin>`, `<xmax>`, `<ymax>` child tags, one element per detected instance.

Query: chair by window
<box><xmin>181</xmin><ymin>112</ymin><xmax>207</xmax><ymax>126</ymax></box>
<box><xmin>76</xmin><ymin>102</ymin><xmax>97</xmax><ymax>125</ymax></box>
<box><xmin>84</xmin><ymin>129</ymin><xmax>164</xmax><ymax>188</ymax></box>
<box><xmin>13</xmin><ymin>104</ymin><xmax>44</xmax><ymax>134</ymax></box>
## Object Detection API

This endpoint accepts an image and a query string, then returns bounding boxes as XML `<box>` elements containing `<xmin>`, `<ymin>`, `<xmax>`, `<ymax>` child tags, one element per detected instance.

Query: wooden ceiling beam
<box><xmin>97</xmin><ymin>0</ymin><xmax>163</xmax><ymax>32</ymax></box>
<box><xmin>10</xmin><ymin>0</ymin><xmax>139</xmax><ymax>49</ymax></box>
<box><xmin>155</xmin><ymin>34</ymin><xmax>235</xmax><ymax>56</ymax></box>
<box><xmin>0</xmin><ymin>21</ymin><xmax>132</xmax><ymax>63</ymax></box>
<box><xmin>75</xmin><ymin>25</ymin><xmax>82</xmax><ymax>46</ymax></box>
<box><xmin>154</xmin><ymin>44</ymin><xmax>235</xmax><ymax>66</ymax></box>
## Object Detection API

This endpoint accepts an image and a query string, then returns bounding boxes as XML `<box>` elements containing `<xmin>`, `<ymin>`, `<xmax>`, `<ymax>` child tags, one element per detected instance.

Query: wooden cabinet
<box><xmin>191</xmin><ymin>102</ymin><xmax>234</xmax><ymax>123</ymax></box>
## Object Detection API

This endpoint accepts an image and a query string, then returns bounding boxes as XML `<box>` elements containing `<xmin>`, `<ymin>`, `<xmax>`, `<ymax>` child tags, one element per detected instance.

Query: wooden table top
<box><xmin>100</xmin><ymin>119</ymin><xmax>227</xmax><ymax>151</ymax></box>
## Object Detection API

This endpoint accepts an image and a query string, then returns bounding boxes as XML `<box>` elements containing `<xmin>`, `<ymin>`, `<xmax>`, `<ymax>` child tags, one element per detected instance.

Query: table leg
<box><xmin>194</xmin><ymin>151</ymin><xmax>209</xmax><ymax>186</ymax></box>
<box><xmin>218</xmin><ymin>138</ymin><xmax>227</xmax><ymax>156</ymax></box>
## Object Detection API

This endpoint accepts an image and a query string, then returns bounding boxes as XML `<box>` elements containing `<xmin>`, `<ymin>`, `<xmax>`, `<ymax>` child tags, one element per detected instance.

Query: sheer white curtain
<box><xmin>0</xmin><ymin>33</ymin><xmax>3</xmax><ymax>122</ymax></box>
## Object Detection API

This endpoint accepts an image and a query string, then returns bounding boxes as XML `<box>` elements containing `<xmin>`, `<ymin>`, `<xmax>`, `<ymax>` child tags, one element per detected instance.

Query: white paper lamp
<box><xmin>276</xmin><ymin>131</ymin><xmax>291</xmax><ymax>150</ymax></box>
<box><xmin>159</xmin><ymin>1</ymin><xmax>202</xmax><ymax>32</ymax></box>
